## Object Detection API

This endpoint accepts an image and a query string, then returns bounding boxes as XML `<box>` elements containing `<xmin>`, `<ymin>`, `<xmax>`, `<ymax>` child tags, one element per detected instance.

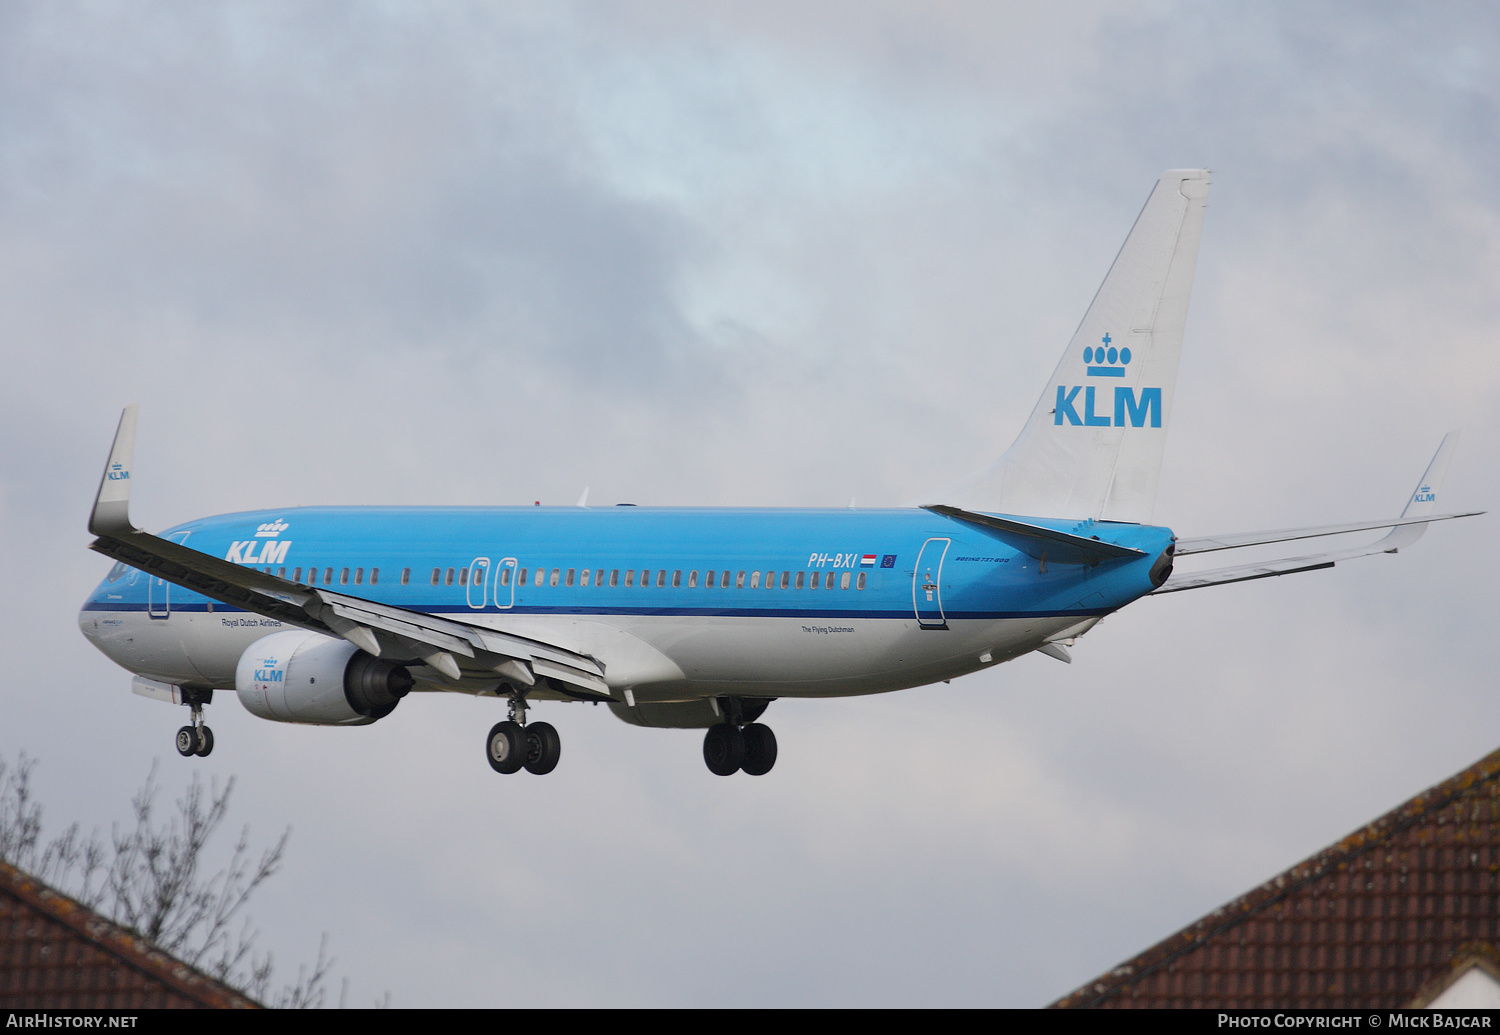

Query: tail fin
<box><xmin>947</xmin><ymin>169</ymin><xmax>1210</xmax><ymax>522</ymax></box>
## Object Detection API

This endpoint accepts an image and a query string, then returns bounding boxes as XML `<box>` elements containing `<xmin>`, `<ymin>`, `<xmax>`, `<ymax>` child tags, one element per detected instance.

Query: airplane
<box><xmin>78</xmin><ymin>169</ymin><xmax>1481</xmax><ymax>778</ymax></box>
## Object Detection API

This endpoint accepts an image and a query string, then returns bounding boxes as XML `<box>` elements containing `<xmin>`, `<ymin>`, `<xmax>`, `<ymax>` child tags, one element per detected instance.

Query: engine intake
<box><xmin>235</xmin><ymin>630</ymin><xmax>412</xmax><ymax>726</ymax></box>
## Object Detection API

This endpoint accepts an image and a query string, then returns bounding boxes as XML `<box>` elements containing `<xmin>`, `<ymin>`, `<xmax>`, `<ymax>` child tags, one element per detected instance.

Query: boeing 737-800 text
<box><xmin>78</xmin><ymin>170</ymin><xmax>1479</xmax><ymax>777</ymax></box>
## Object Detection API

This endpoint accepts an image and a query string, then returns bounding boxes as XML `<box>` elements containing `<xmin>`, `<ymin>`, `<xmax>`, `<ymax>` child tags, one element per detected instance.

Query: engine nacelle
<box><xmin>235</xmin><ymin>630</ymin><xmax>412</xmax><ymax>726</ymax></box>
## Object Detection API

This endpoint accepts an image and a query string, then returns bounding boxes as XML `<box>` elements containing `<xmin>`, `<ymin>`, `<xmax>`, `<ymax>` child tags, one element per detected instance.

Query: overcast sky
<box><xmin>2</xmin><ymin>1</ymin><xmax>1497</xmax><ymax>1006</ymax></box>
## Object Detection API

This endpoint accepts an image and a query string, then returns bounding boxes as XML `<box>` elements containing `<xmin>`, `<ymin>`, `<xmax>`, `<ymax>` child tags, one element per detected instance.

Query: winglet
<box><xmin>90</xmin><ymin>405</ymin><xmax>140</xmax><ymax>537</ymax></box>
<box><xmin>1382</xmin><ymin>430</ymin><xmax>1461</xmax><ymax>551</ymax></box>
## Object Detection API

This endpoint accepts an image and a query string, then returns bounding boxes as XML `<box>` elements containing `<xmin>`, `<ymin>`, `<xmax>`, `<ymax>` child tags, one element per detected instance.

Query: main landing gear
<box><xmin>174</xmin><ymin>689</ymin><xmax>214</xmax><ymax>758</ymax></box>
<box><xmin>703</xmin><ymin>698</ymin><xmax>777</xmax><ymax>776</ymax></box>
<box><xmin>486</xmin><ymin>692</ymin><xmax>561</xmax><ymax>776</ymax></box>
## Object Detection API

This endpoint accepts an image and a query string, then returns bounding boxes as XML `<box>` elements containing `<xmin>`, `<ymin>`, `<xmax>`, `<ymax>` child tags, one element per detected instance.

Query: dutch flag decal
<box><xmin>860</xmin><ymin>554</ymin><xmax>877</xmax><ymax>567</ymax></box>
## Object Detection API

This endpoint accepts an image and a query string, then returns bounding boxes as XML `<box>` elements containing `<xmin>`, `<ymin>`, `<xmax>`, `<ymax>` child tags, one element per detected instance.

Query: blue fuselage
<box><xmin>81</xmin><ymin>506</ymin><xmax>1173</xmax><ymax>701</ymax></box>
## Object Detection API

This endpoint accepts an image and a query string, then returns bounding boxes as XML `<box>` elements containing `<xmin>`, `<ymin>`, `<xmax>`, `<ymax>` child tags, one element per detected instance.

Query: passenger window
<box><xmin>596</xmin><ymin>569</ymin><xmax>605</xmax><ymax>587</ymax></box>
<box><xmin>307</xmin><ymin>568</ymin><xmax>318</xmax><ymax>585</ymax></box>
<box><xmin>795</xmin><ymin>571</ymin><xmax>805</xmax><ymax>589</ymax></box>
<box><xmin>459</xmin><ymin>567</ymin><xmax>468</xmax><ymax>586</ymax></box>
<box><xmin>340</xmin><ymin>568</ymin><xmax>350</xmax><ymax>585</ymax></box>
<box><xmin>292</xmin><ymin>567</ymin><xmax>302</xmax><ymax>583</ymax></box>
<box><xmin>857</xmin><ymin>572</ymin><xmax>867</xmax><ymax>590</ymax></box>
<box><xmin>625</xmin><ymin>569</ymin><xmax>635</xmax><ymax>587</ymax></box>
<box><xmin>688</xmin><ymin>570</ymin><xmax>697</xmax><ymax>588</ymax></box>
<box><xmin>765</xmin><ymin>571</ymin><xmax>774</xmax><ymax>589</ymax></box>
<box><xmin>473</xmin><ymin>568</ymin><xmax>483</xmax><ymax>585</ymax></box>
<box><xmin>430</xmin><ymin>568</ymin><xmax>440</xmax><ymax>585</ymax></box>
<box><xmin>780</xmin><ymin>571</ymin><xmax>789</xmax><ymax>589</ymax></box>
<box><xmin>841</xmin><ymin>571</ymin><xmax>851</xmax><ymax>590</ymax></box>
<box><xmin>810</xmin><ymin>572</ymin><xmax>821</xmax><ymax>589</ymax></box>
<box><xmin>672</xmin><ymin>570</ymin><xmax>681</xmax><ymax>588</ymax></box>
<box><xmin>580</xmin><ymin>569</ymin><xmax>590</xmax><ymax>587</ymax></box>
<box><xmin>706</xmin><ymin>570</ymin><xmax>716</xmax><ymax>587</ymax></box>
<box><xmin>499</xmin><ymin>568</ymin><xmax>510</xmax><ymax>586</ymax></box>
<box><xmin>723</xmin><ymin>571</ymin><xmax>731</xmax><ymax>588</ymax></box>
<box><xmin>371</xmin><ymin>568</ymin><xmax>379</xmax><ymax>584</ymax></box>
<box><xmin>750</xmin><ymin>571</ymin><xmax>761</xmax><ymax>589</ymax></box>
<box><xmin>610</xmin><ymin>569</ymin><xmax>619</xmax><ymax>587</ymax></box>
<box><xmin>354</xmin><ymin>568</ymin><xmax>364</xmax><ymax>585</ymax></box>
<box><xmin>401</xmin><ymin>568</ymin><xmax>410</xmax><ymax>586</ymax></box>
<box><xmin>324</xmin><ymin>567</ymin><xmax>334</xmax><ymax>585</ymax></box>
<box><xmin>445</xmin><ymin>568</ymin><xmax>455</xmax><ymax>586</ymax></box>
<box><xmin>550</xmin><ymin>568</ymin><xmax>560</xmax><ymax>587</ymax></box>
<box><xmin>736</xmin><ymin>571</ymin><xmax>745</xmax><ymax>589</ymax></box>
<box><xmin>534</xmin><ymin>568</ymin><xmax>544</xmax><ymax>587</ymax></box>
<box><xmin>565</xmin><ymin>569</ymin><xmax>575</xmax><ymax>587</ymax></box>
<box><xmin>277</xmin><ymin>567</ymin><xmax>286</xmax><ymax>578</ymax></box>
<box><xmin>656</xmin><ymin>570</ymin><xmax>666</xmax><ymax>588</ymax></box>
<box><xmin>518</xmin><ymin>568</ymin><xmax>528</xmax><ymax>585</ymax></box>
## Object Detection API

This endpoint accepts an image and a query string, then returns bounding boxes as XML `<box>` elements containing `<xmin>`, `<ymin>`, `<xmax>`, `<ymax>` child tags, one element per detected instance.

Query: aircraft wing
<box><xmin>1174</xmin><ymin>512</ymin><xmax>1479</xmax><ymax>555</ymax></box>
<box><xmin>1156</xmin><ymin>432</ymin><xmax>1481</xmax><ymax>594</ymax></box>
<box><xmin>87</xmin><ymin>406</ymin><xmax>612</xmax><ymax>699</ymax></box>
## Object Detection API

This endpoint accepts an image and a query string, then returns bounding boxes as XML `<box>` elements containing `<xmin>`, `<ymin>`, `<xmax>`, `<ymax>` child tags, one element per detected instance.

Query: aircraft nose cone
<box><xmin>78</xmin><ymin>605</ymin><xmax>100</xmax><ymax>643</ymax></box>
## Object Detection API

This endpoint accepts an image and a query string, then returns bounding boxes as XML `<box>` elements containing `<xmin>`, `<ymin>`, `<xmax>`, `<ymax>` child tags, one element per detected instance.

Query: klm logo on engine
<box><xmin>253</xmin><ymin>668</ymin><xmax>284</xmax><ymax>683</ymax></box>
<box><xmin>1054</xmin><ymin>333</ymin><xmax>1161</xmax><ymax>428</ymax></box>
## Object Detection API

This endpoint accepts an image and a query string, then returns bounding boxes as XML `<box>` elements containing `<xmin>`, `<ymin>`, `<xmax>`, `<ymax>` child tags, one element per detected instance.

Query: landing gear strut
<box><xmin>486</xmin><ymin>691</ymin><xmax>562</xmax><ymax>776</ymax></box>
<box><xmin>703</xmin><ymin>697</ymin><xmax>777</xmax><ymax>776</ymax></box>
<box><xmin>175</xmin><ymin>689</ymin><xmax>214</xmax><ymax>758</ymax></box>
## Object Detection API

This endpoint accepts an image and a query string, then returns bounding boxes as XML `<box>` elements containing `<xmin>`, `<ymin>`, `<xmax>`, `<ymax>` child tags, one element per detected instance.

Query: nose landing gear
<box><xmin>174</xmin><ymin>689</ymin><xmax>214</xmax><ymax>758</ymax></box>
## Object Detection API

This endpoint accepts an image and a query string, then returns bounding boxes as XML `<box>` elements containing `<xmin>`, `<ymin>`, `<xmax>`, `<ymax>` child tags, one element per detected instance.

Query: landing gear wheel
<box><xmin>740</xmin><ymin>723</ymin><xmax>777</xmax><ymax>776</ymax></box>
<box><xmin>175</xmin><ymin>726</ymin><xmax>199</xmax><ymax>757</ymax></box>
<box><xmin>194</xmin><ymin>726</ymin><xmax>215</xmax><ymax>757</ymax></box>
<box><xmin>523</xmin><ymin>721</ymin><xmax>561</xmax><ymax>776</ymax></box>
<box><xmin>486</xmin><ymin>721</ymin><xmax>528</xmax><ymax>774</ymax></box>
<box><xmin>703</xmin><ymin>723</ymin><xmax>745</xmax><ymax>776</ymax></box>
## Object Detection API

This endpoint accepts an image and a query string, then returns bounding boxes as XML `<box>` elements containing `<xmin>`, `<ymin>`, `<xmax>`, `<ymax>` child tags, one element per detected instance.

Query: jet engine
<box><xmin>235</xmin><ymin>630</ymin><xmax>412</xmax><ymax>726</ymax></box>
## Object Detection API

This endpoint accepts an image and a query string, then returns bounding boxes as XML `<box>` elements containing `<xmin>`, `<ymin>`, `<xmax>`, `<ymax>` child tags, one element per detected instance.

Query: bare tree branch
<box><xmin>0</xmin><ymin>751</ymin><xmax>361</xmax><ymax>1007</ymax></box>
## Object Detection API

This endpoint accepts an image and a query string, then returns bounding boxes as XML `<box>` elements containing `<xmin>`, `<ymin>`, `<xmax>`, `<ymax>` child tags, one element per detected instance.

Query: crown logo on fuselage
<box><xmin>1084</xmin><ymin>332</ymin><xmax>1131</xmax><ymax>377</ymax></box>
<box><xmin>254</xmin><ymin>519</ymin><xmax>289</xmax><ymax>538</ymax></box>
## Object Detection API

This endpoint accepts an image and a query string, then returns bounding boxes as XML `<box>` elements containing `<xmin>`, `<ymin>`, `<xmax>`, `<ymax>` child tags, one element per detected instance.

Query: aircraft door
<box><xmin>148</xmin><ymin>531</ymin><xmax>192</xmax><ymax>620</ymax></box>
<box><xmin>467</xmin><ymin>557</ymin><xmax>490</xmax><ymax>609</ymax></box>
<box><xmin>912</xmin><ymin>537</ymin><xmax>951</xmax><ymax>630</ymax></box>
<box><xmin>493</xmin><ymin>557</ymin><xmax>518</xmax><ymax>609</ymax></box>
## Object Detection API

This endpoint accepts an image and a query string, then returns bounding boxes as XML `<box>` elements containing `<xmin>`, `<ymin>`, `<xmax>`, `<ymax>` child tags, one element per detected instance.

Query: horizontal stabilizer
<box><xmin>923</xmin><ymin>505</ymin><xmax>1145</xmax><ymax>565</ymax></box>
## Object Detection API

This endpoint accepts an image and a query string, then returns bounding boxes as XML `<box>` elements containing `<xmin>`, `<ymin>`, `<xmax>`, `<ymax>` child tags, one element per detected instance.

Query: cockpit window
<box><xmin>106</xmin><ymin>561</ymin><xmax>132</xmax><ymax>583</ymax></box>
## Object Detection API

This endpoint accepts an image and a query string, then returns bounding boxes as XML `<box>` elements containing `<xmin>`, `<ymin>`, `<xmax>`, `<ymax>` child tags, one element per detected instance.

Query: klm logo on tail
<box><xmin>1414</xmin><ymin>484</ymin><xmax>1436</xmax><ymax>504</ymax></box>
<box><xmin>106</xmin><ymin>462</ymin><xmax>129</xmax><ymax>481</ymax></box>
<box><xmin>1055</xmin><ymin>333</ymin><xmax>1161</xmax><ymax>428</ymax></box>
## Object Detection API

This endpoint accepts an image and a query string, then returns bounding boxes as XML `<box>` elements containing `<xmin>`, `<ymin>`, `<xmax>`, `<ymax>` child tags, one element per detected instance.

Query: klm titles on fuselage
<box><xmin>226</xmin><ymin>519</ymin><xmax>290</xmax><ymax>566</ymax></box>
<box><xmin>1055</xmin><ymin>333</ymin><xmax>1162</xmax><ymax>429</ymax></box>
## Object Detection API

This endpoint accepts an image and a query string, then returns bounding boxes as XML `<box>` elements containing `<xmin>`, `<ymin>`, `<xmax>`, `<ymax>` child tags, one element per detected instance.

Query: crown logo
<box><xmin>254</xmin><ymin>518</ymin><xmax>290</xmax><ymax>538</ymax></box>
<box><xmin>1084</xmin><ymin>332</ymin><xmax>1131</xmax><ymax>377</ymax></box>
